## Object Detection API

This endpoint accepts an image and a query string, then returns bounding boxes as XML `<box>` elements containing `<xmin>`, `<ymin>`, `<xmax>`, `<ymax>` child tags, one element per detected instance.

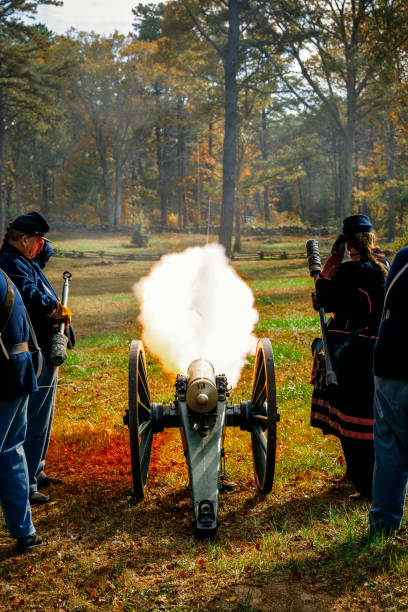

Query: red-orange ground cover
<box><xmin>46</xmin><ymin>429</ymin><xmax>184</xmax><ymax>494</ymax></box>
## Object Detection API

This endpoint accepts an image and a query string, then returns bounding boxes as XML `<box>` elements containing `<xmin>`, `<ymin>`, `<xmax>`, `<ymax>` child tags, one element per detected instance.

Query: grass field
<box><xmin>0</xmin><ymin>231</ymin><xmax>406</xmax><ymax>611</ymax></box>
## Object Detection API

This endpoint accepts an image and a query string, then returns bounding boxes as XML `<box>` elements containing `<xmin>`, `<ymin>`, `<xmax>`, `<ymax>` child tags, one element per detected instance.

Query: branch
<box><xmin>180</xmin><ymin>0</ymin><xmax>224</xmax><ymax>59</ymax></box>
<box><xmin>355</xmin><ymin>97</ymin><xmax>386</xmax><ymax>121</ymax></box>
<box><xmin>278</xmin><ymin>75</ymin><xmax>317</xmax><ymax>113</ymax></box>
<box><xmin>355</xmin><ymin>66</ymin><xmax>374</xmax><ymax>98</ymax></box>
<box><xmin>317</xmin><ymin>47</ymin><xmax>336</xmax><ymax>97</ymax></box>
<box><xmin>291</xmin><ymin>45</ymin><xmax>344</xmax><ymax>134</ymax></box>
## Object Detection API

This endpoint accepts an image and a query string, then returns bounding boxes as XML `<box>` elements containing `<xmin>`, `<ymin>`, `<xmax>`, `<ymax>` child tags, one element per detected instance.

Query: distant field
<box><xmin>0</xmin><ymin>231</ymin><xmax>406</xmax><ymax>612</ymax></box>
<box><xmin>50</xmin><ymin>229</ymin><xmax>334</xmax><ymax>257</ymax></box>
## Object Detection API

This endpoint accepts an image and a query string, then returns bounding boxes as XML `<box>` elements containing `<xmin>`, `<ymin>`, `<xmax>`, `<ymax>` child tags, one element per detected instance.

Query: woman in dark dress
<box><xmin>310</xmin><ymin>214</ymin><xmax>389</xmax><ymax>500</ymax></box>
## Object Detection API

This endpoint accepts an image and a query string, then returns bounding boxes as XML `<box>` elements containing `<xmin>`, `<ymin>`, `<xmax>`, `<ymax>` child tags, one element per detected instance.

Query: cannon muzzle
<box><xmin>186</xmin><ymin>359</ymin><xmax>218</xmax><ymax>414</ymax></box>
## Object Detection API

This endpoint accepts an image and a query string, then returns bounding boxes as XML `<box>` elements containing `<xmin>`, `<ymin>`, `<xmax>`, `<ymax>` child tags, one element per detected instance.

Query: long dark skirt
<box><xmin>311</xmin><ymin>331</ymin><xmax>376</xmax><ymax>499</ymax></box>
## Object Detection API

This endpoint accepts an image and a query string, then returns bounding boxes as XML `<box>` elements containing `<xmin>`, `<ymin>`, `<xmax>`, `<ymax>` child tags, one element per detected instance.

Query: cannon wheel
<box><xmin>128</xmin><ymin>340</ymin><xmax>153</xmax><ymax>500</ymax></box>
<box><xmin>250</xmin><ymin>338</ymin><xmax>277</xmax><ymax>494</ymax></box>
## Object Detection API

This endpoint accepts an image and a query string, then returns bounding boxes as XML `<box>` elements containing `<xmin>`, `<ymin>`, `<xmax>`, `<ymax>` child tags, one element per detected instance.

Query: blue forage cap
<box><xmin>9</xmin><ymin>211</ymin><xmax>51</xmax><ymax>241</ymax></box>
<box><xmin>342</xmin><ymin>214</ymin><xmax>373</xmax><ymax>234</ymax></box>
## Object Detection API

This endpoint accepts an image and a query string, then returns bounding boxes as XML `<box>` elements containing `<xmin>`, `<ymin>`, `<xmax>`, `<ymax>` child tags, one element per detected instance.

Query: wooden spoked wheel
<box><xmin>128</xmin><ymin>340</ymin><xmax>153</xmax><ymax>500</ymax></box>
<box><xmin>250</xmin><ymin>338</ymin><xmax>277</xmax><ymax>494</ymax></box>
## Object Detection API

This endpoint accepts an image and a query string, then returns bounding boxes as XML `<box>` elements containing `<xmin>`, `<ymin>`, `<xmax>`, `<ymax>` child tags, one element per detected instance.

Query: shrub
<box><xmin>131</xmin><ymin>222</ymin><xmax>150</xmax><ymax>247</ymax></box>
<box><xmin>167</xmin><ymin>212</ymin><xmax>178</xmax><ymax>228</ymax></box>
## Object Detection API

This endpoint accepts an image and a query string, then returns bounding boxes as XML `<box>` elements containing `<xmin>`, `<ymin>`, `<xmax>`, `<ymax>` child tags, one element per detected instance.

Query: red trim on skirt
<box><xmin>311</xmin><ymin>411</ymin><xmax>374</xmax><ymax>440</ymax></box>
<box><xmin>312</xmin><ymin>397</ymin><xmax>374</xmax><ymax>426</ymax></box>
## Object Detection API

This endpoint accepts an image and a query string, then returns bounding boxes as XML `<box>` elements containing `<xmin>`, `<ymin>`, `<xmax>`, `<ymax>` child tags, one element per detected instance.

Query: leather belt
<box><xmin>8</xmin><ymin>341</ymin><xmax>29</xmax><ymax>355</ymax></box>
<box><xmin>1</xmin><ymin>342</ymin><xmax>29</xmax><ymax>357</ymax></box>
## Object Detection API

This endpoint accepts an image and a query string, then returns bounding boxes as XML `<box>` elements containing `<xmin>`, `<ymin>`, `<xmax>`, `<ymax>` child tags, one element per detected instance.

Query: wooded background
<box><xmin>1</xmin><ymin>0</ymin><xmax>407</xmax><ymax>255</ymax></box>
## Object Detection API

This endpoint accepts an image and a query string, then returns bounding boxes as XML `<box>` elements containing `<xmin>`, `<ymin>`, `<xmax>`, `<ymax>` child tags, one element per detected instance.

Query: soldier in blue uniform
<box><xmin>311</xmin><ymin>214</ymin><xmax>389</xmax><ymax>500</ymax></box>
<box><xmin>32</xmin><ymin>240</ymin><xmax>64</xmax><ymax>491</ymax></box>
<box><xmin>369</xmin><ymin>245</ymin><xmax>408</xmax><ymax>534</ymax></box>
<box><xmin>0</xmin><ymin>212</ymin><xmax>71</xmax><ymax>505</ymax></box>
<box><xmin>0</xmin><ymin>268</ymin><xmax>42</xmax><ymax>552</ymax></box>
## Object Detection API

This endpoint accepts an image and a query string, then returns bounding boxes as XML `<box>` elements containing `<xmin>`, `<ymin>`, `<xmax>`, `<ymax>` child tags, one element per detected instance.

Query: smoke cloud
<box><xmin>134</xmin><ymin>243</ymin><xmax>259</xmax><ymax>387</ymax></box>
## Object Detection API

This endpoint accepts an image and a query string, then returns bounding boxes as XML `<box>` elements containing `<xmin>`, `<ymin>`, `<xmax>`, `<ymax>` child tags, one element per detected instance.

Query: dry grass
<box><xmin>0</xmin><ymin>231</ymin><xmax>407</xmax><ymax>612</ymax></box>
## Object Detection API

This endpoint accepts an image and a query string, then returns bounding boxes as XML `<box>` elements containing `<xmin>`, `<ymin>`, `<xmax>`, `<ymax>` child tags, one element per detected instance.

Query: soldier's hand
<box><xmin>321</xmin><ymin>254</ymin><xmax>342</xmax><ymax>279</ymax></box>
<box><xmin>331</xmin><ymin>233</ymin><xmax>346</xmax><ymax>257</ymax></box>
<box><xmin>49</xmin><ymin>302</ymin><xmax>71</xmax><ymax>324</ymax></box>
<box><xmin>59</xmin><ymin>304</ymin><xmax>71</xmax><ymax>324</ymax></box>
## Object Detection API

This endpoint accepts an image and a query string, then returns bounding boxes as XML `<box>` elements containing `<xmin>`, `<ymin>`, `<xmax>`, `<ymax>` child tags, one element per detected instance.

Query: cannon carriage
<box><xmin>124</xmin><ymin>338</ymin><xmax>280</xmax><ymax>535</ymax></box>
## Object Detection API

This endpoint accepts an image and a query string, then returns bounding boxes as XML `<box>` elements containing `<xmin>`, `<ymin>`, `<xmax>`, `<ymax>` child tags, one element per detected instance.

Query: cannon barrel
<box><xmin>186</xmin><ymin>359</ymin><xmax>218</xmax><ymax>414</ymax></box>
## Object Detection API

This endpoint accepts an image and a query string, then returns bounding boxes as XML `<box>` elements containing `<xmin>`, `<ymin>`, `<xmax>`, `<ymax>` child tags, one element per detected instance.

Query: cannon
<box><xmin>123</xmin><ymin>338</ymin><xmax>280</xmax><ymax>535</ymax></box>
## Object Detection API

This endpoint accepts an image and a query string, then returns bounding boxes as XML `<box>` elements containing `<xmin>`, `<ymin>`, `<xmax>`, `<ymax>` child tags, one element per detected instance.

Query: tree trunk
<box><xmin>114</xmin><ymin>157</ymin><xmax>122</xmax><ymax>228</ymax></box>
<box><xmin>263</xmin><ymin>185</ymin><xmax>270</xmax><ymax>225</ymax></box>
<box><xmin>261</xmin><ymin>108</ymin><xmax>270</xmax><ymax>225</ymax></box>
<box><xmin>161</xmin><ymin>131</ymin><xmax>169</xmax><ymax>227</ymax></box>
<box><xmin>208</xmin><ymin>120</ymin><xmax>213</xmax><ymax>157</ymax></box>
<box><xmin>206</xmin><ymin>121</ymin><xmax>214</xmax><ymax>229</ymax></box>
<box><xmin>297</xmin><ymin>176</ymin><xmax>306</xmax><ymax>222</ymax></box>
<box><xmin>176</xmin><ymin>100</ymin><xmax>186</xmax><ymax>228</ymax></box>
<box><xmin>196</xmin><ymin>138</ymin><xmax>201</xmax><ymax>224</ymax></box>
<box><xmin>95</xmin><ymin>122</ymin><xmax>114</xmax><ymax>227</ymax></box>
<box><xmin>339</xmin><ymin>125</ymin><xmax>354</xmax><ymax>218</ymax></box>
<box><xmin>303</xmin><ymin>160</ymin><xmax>314</xmax><ymax>224</ymax></box>
<box><xmin>359</xmin><ymin>129</ymin><xmax>371</xmax><ymax>215</ymax></box>
<box><xmin>253</xmin><ymin>190</ymin><xmax>261</xmax><ymax>216</ymax></box>
<box><xmin>5</xmin><ymin>182</ymin><xmax>12</xmax><ymax>212</ymax></box>
<box><xmin>219</xmin><ymin>0</ymin><xmax>239</xmax><ymax>257</ymax></box>
<box><xmin>40</xmin><ymin>168</ymin><xmax>50</xmax><ymax>218</ymax></box>
<box><xmin>233</xmin><ymin>197</ymin><xmax>241</xmax><ymax>252</ymax></box>
<box><xmin>10</xmin><ymin>146</ymin><xmax>23</xmax><ymax>216</ymax></box>
<box><xmin>339</xmin><ymin>77</ymin><xmax>357</xmax><ymax>218</ymax></box>
<box><xmin>333</xmin><ymin>156</ymin><xmax>340</xmax><ymax>219</ymax></box>
<box><xmin>332</xmin><ymin>134</ymin><xmax>341</xmax><ymax>220</ymax></box>
<box><xmin>15</xmin><ymin>173</ymin><xmax>22</xmax><ymax>215</ymax></box>
<box><xmin>101</xmin><ymin>158</ymin><xmax>114</xmax><ymax>227</ymax></box>
<box><xmin>386</xmin><ymin>120</ymin><xmax>396</xmax><ymax>241</ymax></box>
<box><xmin>177</xmin><ymin>140</ymin><xmax>185</xmax><ymax>228</ymax></box>
<box><xmin>156</xmin><ymin>126</ymin><xmax>168</xmax><ymax>227</ymax></box>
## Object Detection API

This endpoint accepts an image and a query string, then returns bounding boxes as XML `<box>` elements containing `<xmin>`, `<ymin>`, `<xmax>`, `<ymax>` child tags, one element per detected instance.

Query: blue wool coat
<box><xmin>0</xmin><ymin>270</ymin><xmax>38</xmax><ymax>399</ymax></box>
<box><xmin>0</xmin><ymin>243</ymin><xmax>59</xmax><ymax>356</ymax></box>
<box><xmin>374</xmin><ymin>246</ymin><xmax>408</xmax><ymax>381</ymax></box>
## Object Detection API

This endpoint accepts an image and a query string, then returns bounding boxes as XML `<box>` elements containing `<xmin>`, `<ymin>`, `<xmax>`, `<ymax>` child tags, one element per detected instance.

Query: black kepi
<box><xmin>10</xmin><ymin>211</ymin><xmax>51</xmax><ymax>242</ymax></box>
<box><xmin>342</xmin><ymin>214</ymin><xmax>373</xmax><ymax>234</ymax></box>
